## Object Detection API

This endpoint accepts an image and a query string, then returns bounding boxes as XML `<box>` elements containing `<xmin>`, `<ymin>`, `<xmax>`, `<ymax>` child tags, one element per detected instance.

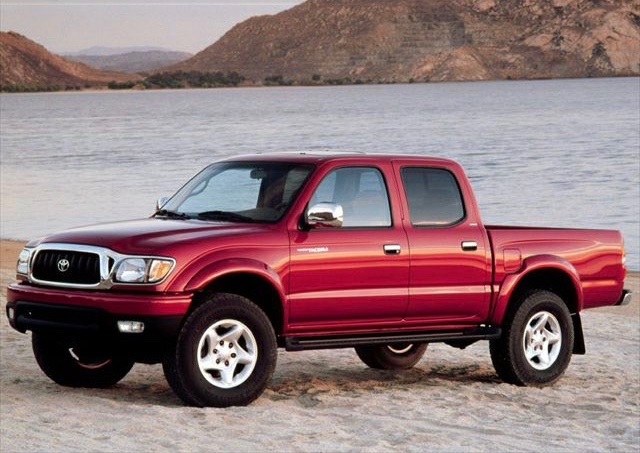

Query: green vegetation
<box><xmin>107</xmin><ymin>80</ymin><xmax>136</xmax><ymax>90</ymax></box>
<box><xmin>0</xmin><ymin>84</ymin><xmax>83</xmax><ymax>93</ymax></box>
<box><xmin>264</xmin><ymin>75</ymin><xmax>293</xmax><ymax>86</ymax></box>
<box><xmin>142</xmin><ymin>71</ymin><xmax>245</xmax><ymax>89</ymax></box>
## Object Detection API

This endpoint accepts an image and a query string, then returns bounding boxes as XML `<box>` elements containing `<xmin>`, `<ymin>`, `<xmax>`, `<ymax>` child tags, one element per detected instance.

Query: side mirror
<box><xmin>306</xmin><ymin>202</ymin><xmax>343</xmax><ymax>228</ymax></box>
<box><xmin>156</xmin><ymin>196</ymin><xmax>169</xmax><ymax>211</ymax></box>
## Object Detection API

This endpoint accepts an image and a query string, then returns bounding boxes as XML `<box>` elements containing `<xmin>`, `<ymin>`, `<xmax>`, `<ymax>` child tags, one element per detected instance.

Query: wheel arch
<box><xmin>184</xmin><ymin>259</ymin><xmax>287</xmax><ymax>337</ymax></box>
<box><xmin>490</xmin><ymin>255</ymin><xmax>583</xmax><ymax>326</ymax></box>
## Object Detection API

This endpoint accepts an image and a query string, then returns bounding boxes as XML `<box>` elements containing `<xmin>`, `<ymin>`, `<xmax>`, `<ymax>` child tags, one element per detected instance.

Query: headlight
<box><xmin>17</xmin><ymin>248</ymin><xmax>33</xmax><ymax>275</ymax></box>
<box><xmin>114</xmin><ymin>258</ymin><xmax>174</xmax><ymax>283</ymax></box>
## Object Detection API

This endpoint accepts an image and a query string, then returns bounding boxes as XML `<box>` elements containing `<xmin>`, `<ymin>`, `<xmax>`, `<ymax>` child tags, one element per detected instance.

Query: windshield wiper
<box><xmin>154</xmin><ymin>209</ymin><xmax>191</xmax><ymax>219</ymax></box>
<box><xmin>196</xmin><ymin>210</ymin><xmax>256</xmax><ymax>223</ymax></box>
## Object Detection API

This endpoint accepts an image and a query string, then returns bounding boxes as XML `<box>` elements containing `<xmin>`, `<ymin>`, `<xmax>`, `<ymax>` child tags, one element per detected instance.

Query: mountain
<box><xmin>168</xmin><ymin>0</ymin><xmax>640</xmax><ymax>83</ymax></box>
<box><xmin>0</xmin><ymin>32</ymin><xmax>140</xmax><ymax>91</ymax></box>
<box><xmin>65</xmin><ymin>45</ymin><xmax>173</xmax><ymax>56</ymax></box>
<box><xmin>66</xmin><ymin>50</ymin><xmax>193</xmax><ymax>74</ymax></box>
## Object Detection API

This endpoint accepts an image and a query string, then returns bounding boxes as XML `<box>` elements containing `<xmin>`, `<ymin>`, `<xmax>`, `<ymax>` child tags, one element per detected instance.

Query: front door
<box><xmin>288</xmin><ymin>165</ymin><xmax>409</xmax><ymax>334</ymax></box>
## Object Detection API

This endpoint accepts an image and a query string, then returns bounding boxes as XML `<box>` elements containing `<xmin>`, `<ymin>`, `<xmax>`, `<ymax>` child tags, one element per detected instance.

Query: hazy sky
<box><xmin>0</xmin><ymin>0</ymin><xmax>305</xmax><ymax>54</ymax></box>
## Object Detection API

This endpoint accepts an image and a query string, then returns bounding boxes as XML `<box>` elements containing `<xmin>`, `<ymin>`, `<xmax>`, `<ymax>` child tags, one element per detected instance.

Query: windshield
<box><xmin>159</xmin><ymin>161</ymin><xmax>314</xmax><ymax>223</ymax></box>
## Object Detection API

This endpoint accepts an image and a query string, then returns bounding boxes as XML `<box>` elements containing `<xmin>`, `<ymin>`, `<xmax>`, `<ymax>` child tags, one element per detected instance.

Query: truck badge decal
<box><xmin>57</xmin><ymin>259</ymin><xmax>70</xmax><ymax>272</ymax></box>
<box><xmin>296</xmin><ymin>246</ymin><xmax>329</xmax><ymax>253</ymax></box>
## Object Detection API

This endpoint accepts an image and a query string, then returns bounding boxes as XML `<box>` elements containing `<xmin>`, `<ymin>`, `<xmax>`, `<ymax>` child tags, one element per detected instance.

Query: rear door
<box><xmin>396</xmin><ymin>163</ymin><xmax>492</xmax><ymax>325</ymax></box>
<box><xmin>288</xmin><ymin>164</ymin><xmax>409</xmax><ymax>334</ymax></box>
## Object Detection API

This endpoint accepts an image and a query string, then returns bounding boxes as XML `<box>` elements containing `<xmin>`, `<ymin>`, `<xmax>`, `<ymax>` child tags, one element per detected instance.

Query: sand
<box><xmin>0</xmin><ymin>239</ymin><xmax>638</xmax><ymax>451</ymax></box>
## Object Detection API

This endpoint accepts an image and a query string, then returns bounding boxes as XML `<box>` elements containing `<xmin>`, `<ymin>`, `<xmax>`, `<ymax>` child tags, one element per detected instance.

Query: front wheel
<box><xmin>32</xmin><ymin>332</ymin><xmax>134</xmax><ymax>387</ymax></box>
<box><xmin>163</xmin><ymin>293</ymin><xmax>277</xmax><ymax>407</ymax></box>
<box><xmin>490</xmin><ymin>290</ymin><xmax>574</xmax><ymax>386</ymax></box>
<box><xmin>355</xmin><ymin>342</ymin><xmax>428</xmax><ymax>370</ymax></box>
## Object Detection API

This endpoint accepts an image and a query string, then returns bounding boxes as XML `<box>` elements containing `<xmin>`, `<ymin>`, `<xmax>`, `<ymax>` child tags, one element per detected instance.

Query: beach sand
<box><xmin>1</xmin><ymin>239</ymin><xmax>638</xmax><ymax>451</ymax></box>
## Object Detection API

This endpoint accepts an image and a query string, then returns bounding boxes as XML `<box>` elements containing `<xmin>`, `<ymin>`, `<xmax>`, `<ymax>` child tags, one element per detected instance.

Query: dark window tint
<box><xmin>401</xmin><ymin>167</ymin><xmax>465</xmax><ymax>226</ymax></box>
<box><xmin>310</xmin><ymin>167</ymin><xmax>391</xmax><ymax>227</ymax></box>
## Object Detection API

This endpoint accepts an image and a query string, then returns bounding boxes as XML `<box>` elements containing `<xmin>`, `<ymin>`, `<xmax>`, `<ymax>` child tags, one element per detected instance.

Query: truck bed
<box><xmin>486</xmin><ymin>225</ymin><xmax>626</xmax><ymax>309</ymax></box>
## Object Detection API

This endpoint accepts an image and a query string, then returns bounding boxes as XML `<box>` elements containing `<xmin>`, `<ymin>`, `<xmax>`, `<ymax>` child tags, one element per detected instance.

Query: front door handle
<box><xmin>383</xmin><ymin>244</ymin><xmax>401</xmax><ymax>255</ymax></box>
<box><xmin>461</xmin><ymin>241</ymin><xmax>478</xmax><ymax>251</ymax></box>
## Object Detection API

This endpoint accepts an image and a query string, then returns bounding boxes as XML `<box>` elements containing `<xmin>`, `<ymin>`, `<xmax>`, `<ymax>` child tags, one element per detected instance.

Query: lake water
<box><xmin>1</xmin><ymin>78</ymin><xmax>638</xmax><ymax>268</ymax></box>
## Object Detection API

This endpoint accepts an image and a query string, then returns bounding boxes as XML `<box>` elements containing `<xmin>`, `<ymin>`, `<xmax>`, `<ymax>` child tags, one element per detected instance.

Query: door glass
<box><xmin>310</xmin><ymin>167</ymin><xmax>391</xmax><ymax>227</ymax></box>
<box><xmin>401</xmin><ymin>167</ymin><xmax>465</xmax><ymax>226</ymax></box>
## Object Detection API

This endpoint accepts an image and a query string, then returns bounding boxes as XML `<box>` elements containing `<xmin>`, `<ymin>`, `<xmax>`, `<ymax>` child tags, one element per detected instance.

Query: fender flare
<box><xmin>181</xmin><ymin>257</ymin><xmax>287</xmax><ymax>319</ymax></box>
<box><xmin>489</xmin><ymin>254</ymin><xmax>584</xmax><ymax>325</ymax></box>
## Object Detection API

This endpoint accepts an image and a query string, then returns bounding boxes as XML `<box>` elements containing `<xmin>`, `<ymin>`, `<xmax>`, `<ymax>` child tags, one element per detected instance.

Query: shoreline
<box><xmin>2</xmin><ymin>75</ymin><xmax>638</xmax><ymax>95</ymax></box>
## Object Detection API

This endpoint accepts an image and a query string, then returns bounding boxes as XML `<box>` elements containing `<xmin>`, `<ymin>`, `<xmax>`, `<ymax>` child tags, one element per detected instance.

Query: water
<box><xmin>1</xmin><ymin>78</ymin><xmax>639</xmax><ymax>268</ymax></box>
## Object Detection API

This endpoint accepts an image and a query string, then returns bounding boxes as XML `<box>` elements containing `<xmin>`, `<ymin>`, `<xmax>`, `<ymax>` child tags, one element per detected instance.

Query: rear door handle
<box><xmin>383</xmin><ymin>244</ymin><xmax>401</xmax><ymax>255</ymax></box>
<box><xmin>461</xmin><ymin>241</ymin><xmax>478</xmax><ymax>251</ymax></box>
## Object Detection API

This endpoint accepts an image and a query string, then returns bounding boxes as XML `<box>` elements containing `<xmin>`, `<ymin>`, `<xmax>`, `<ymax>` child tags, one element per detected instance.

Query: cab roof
<box><xmin>225</xmin><ymin>152</ymin><xmax>459</xmax><ymax>167</ymax></box>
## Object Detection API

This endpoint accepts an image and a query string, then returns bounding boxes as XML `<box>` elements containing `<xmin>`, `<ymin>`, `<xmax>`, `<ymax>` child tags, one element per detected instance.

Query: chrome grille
<box><xmin>32</xmin><ymin>250</ymin><xmax>101</xmax><ymax>285</ymax></box>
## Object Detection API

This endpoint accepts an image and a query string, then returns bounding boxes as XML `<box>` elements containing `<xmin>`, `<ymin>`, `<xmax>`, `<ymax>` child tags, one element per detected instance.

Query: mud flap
<box><xmin>572</xmin><ymin>313</ymin><xmax>586</xmax><ymax>355</ymax></box>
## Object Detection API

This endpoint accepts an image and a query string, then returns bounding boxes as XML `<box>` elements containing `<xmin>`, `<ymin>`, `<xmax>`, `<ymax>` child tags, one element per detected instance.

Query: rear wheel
<box><xmin>163</xmin><ymin>293</ymin><xmax>277</xmax><ymax>407</ymax></box>
<box><xmin>355</xmin><ymin>342</ymin><xmax>428</xmax><ymax>370</ymax></box>
<box><xmin>32</xmin><ymin>332</ymin><xmax>134</xmax><ymax>387</ymax></box>
<box><xmin>490</xmin><ymin>290</ymin><xmax>573</xmax><ymax>386</ymax></box>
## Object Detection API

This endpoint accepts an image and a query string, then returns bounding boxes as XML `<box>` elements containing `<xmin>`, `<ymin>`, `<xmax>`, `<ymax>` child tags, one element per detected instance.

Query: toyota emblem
<box><xmin>57</xmin><ymin>258</ymin><xmax>70</xmax><ymax>272</ymax></box>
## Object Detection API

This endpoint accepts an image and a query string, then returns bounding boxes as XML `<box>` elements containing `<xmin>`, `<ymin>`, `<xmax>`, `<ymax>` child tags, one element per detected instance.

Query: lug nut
<box><xmin>231</xmin><ymin>353</ymin><xmax>236</xmax><ymax>358</ymax></box>
<box><xmin>213</xmin><ymin>349</ymin><xmax>218</xmax><ymax>354</ymax></box>
<box><xmin>229</xmin><ymin>343</ymin><xmax>233</xmax><ymax>348</ymax></box>
<box><xmin>216</xmin><ymin>359</ymin><xmax>220</xmax><ymax>364</ymax></box>
<box><xmin>225</xmin><ymin>361</ymin><xmax>229</xmax><ymax>366</ymax></box>
<box><xmin>220</xmin><ymin>341</ymin><xmax>224</xmax><ymax>346</ymax></box>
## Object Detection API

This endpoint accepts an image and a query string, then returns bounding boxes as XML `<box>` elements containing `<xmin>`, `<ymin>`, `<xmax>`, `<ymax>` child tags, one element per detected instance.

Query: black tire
<box><xmin>163</xmin><ymin>293</ymin><xmax>277</xmax><ymax>407</ymax></box>
<box><xmin>32</xmin><ymin>332</ymin><xmax>134</xmax><ymax>388</ymax></box>
<box><xmin>355</xmin><ymin>342</ymin><xmax>428</xmax><ymax>370</ymax></box>
<box><xmin>490</xmin><ymin>290</ymin><xmax>574</xmax><ymax>386</ymax></box>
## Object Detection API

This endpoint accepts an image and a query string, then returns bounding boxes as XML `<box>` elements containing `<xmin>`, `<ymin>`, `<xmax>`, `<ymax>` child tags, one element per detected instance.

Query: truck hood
<box><xmin>33</xmin><ymin>218</ymin><xmax>273</xmax><ymax>255</ymax></box>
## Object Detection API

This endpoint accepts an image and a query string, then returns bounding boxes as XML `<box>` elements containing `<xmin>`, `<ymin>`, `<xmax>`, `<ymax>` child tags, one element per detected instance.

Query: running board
<box><xmin>284</xmin><ymin>326</ymin><xmax>501</xmax><ymax>351</ymax></box>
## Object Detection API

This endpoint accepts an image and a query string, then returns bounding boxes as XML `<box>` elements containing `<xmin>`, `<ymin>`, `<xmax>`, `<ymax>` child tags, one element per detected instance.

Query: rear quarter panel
<box><xmin>488</xmin><ymin>226</ymin><xmax>625</xmax><ymax>310</ymax></box>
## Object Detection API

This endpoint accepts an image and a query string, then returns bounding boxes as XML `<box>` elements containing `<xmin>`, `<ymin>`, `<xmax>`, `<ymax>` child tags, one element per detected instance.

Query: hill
<box><xmin>168</xmin><ymin>0</ymin><xmax>640</xmax><ymax>83</ymax></box>
<box><xmin>65</xmin><ymin>45</ymin><xmax>173</xmax><ymax>56</ymax></box>
<box><xmin>0</xmin><ymin>32</ymin><xmax>140</xmax><ymax>92</ymax></box>
<box><xmin>66</xmin><ymin>50</ymin><xmax>192</xmax><ymax>74</ymax></box>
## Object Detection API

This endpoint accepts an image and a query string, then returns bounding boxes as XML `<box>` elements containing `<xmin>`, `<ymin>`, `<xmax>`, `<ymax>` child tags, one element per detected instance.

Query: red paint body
<box><xmin>7</xmin><ymin>154</ymin><xmax>627</xmax><ymax>340</ymax></box>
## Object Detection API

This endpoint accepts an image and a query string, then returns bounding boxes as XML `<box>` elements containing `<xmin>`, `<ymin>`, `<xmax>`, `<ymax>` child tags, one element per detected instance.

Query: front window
<box><xmin>160</xmin><ymin>162</ymin><xmax>313</xmax><ymax>223</ymax></box>
<box><xmin>309</xmin><ymin>167</ymin><xmax>392</xmax><ymax>227</ymax></box>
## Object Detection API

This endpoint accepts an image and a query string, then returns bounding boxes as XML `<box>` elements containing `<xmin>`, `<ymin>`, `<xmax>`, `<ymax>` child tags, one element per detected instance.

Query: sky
<box><xmin>0</xmin><ymin>0</ymin><xmax>305</xmax><ymax>54</ymax></box>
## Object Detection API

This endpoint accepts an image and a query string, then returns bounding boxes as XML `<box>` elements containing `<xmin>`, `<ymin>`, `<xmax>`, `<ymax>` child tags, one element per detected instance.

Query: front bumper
<box><xmin>7</xmin><ymin>282</ymin><xmax>192</xmax><ymax>316</ymax></box>
<box><xmin>616</xmin><ymin>289</ymin><xmax>632</xmax><ymax>306</ymax></box>
<box><xmin>5</xmin><ymin>283</ymin><xmax>193</xmax><ymax>362</ymax></box>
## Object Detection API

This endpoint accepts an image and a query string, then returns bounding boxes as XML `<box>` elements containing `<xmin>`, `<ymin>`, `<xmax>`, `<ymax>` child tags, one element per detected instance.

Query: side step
<box><xmin>285</xmin><ymin>326</ymin><xmax>501</xmax><ymax>351</ymax></box>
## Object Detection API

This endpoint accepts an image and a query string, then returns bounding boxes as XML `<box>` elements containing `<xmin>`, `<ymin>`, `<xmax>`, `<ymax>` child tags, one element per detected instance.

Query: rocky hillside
<box><xmin>169</xmin><ymin>0</ymin><xmax>640</xmax><ymax>83</ymax></box>
<box><xmin>67</xmin><ymin>50</ymin><xmax>192</xmax><ymax>74</ymax></box>
<box><xmin>0</xmin><ymin>32</ymin><xmax>139</xmax><ymax>91</ymax></box>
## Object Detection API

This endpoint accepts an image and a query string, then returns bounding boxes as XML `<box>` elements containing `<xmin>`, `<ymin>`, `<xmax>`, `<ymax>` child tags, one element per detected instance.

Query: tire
<box><xmin>32</xmin><ymin>332</ymin><xmax>134</xmax><ymax>388</ymax></box>
<box><xmin>163</xmin><ymin>293</ymin><xmax>277</xmax><ymax>407</ymax></box>
<box><xmin>355</xmin><ymin>342</ymin><xmax>428</xmax><ymax>370</ymax></box>
<box><xmin>490</xmin><ymin>290</ymin><xmax>574</xmax><ymax>386</ymax></box>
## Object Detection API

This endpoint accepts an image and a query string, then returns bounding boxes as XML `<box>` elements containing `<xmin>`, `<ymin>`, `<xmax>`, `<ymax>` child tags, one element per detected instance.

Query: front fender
<box><xmin>181</xmin><ymin>258</ymin><xmax>287</xmax><ymax>301</ymax></box>
<box><xmin>489</xmin><ymin>254</ymin><xmax>584</xmax><ymax>325</ymax></box>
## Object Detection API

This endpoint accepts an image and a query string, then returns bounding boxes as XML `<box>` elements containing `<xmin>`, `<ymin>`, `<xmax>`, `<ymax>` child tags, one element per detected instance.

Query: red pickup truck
<box><xmin>6</xmin><ymin>153</ymin><xmax>631</xmax><ymax>407</ymax></box>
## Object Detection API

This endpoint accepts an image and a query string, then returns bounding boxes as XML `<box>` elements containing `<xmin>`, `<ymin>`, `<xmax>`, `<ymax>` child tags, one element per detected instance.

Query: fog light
<box><xmin>117</xmin><ymin>320</ymin><xmax>145</xmax><ymax>333</ymax></box>
<box><xmin>7</xmin><ymin>307</ymin><xmax>15</xmax><ymax>321</ymax></box>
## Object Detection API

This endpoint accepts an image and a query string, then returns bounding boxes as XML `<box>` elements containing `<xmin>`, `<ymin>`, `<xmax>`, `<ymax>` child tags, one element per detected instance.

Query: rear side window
<box><xmin>310</xmin><ymin>167</ymin><xmax>391</xmax><ymax>227</ymax></box>
<box><xmin>401</xmin><ymin>167</ymin><xmax>465</xmax><ymax>227</ymax></box>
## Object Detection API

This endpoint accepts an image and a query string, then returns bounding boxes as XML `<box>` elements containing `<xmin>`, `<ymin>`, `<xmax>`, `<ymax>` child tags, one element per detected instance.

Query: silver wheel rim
<box><xmin>197</xmin><ymin>319</ymin><xmax>258</xmax><ymax>389</ymax></box>
<box><xmin>522</xmin><ymin>311</ymin><xmax>562</xmax><ymax>370</ymax></box>
<box><xmin>387</xmin><ymin>343</ymin><xmax>413</xmax><ymax>354</ymax></box>
<box><xmin>68</xmin><ymin>348</ymin><xmax>111</xmax><ymax>370</ymax></box>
